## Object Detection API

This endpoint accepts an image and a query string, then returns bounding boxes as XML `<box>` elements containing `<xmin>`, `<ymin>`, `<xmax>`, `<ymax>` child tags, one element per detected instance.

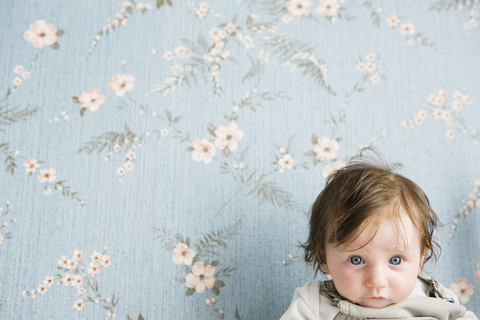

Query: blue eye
<box><xmin>349</xmin><ymin>256</ymin><xmax>364</xmax><ymax>265</ymax></box>
<box><xmin>390</xmin><ymin>256</ymin><xmax>403</xmax><ymax>265</ymax></box>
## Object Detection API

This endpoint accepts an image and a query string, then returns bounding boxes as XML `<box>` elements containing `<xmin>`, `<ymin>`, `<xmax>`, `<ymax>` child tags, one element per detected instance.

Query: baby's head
<box><xmin>303</xmin><ymin>153</ymin><xmax>441</xmax><ymax>308</ymax></box>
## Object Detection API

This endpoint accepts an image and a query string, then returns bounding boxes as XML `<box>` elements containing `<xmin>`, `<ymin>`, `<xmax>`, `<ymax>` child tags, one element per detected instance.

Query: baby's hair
<box><xmin>301</xmin><ymin>149</ymin><xmax>441</xmax><ymax>276</ymax></box>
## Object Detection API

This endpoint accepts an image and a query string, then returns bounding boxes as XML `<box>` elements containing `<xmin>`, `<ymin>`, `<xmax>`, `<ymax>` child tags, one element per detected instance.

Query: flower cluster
<box><xmin>315</xmin><ymin>0</ymin><xmax>340</xmax><ymax>18</ymax></box>
<box><xmin>89</xmin><ymin>1</ymin><xmax>153</xmax><ymax>53</ymax></box>
<box><xmin>24</xmin><ymin>20</ymin><xmax>60</xmax><ymax>49</ymax></box>
<box><xmin>450</xmin><ymin>179</ymin><xmax>480</xmax><ymax>237</ymax></box>
<box><xmin>284</xmin><ymin>0</ymin><xmax>342</xmax><ymax>21</ymax></box>
<box><xmin>23</xmin><ymin>159</ymin><xmax>58</xmax><ymax>195</ymax></box>
<box><xmin>191</xmin><ymin>120</ymin><xmax>244</xmax><ymax>164</ymax></box>
<box><xmin>185</xmin><ymin>1</ymin><xmax>210</xmax><ymax>18</ymax></box>
<box><xmin>385</xmin><ymin>14</ymin><xmax>419</xmax><ymax>45</ymax></box>
<box><xmin>356</xmin><ymin>52</ymin><xmax>381</xmax><ymax>84</ymax></box>
<box><xmin>113</xmin><ymin>138</ymin><xmax>143</xmax><ymax>177</ymax></box>
<box><xmin>286</xmin><ymin>0</ymin><xmax>312</xmax><ymax>18</ymax></box>
<box><xmin>11</xmin><ymin>65</ymin><xmax>31</xmax><ymax>89</ymax></box>
<box><xmin>460</xmin><ymin>8</ymin><xmax>478</xmax><ymax>31</ymax></box>
<box><xmin>0</xmin><ymin>201</ymin><xmax>15</xmax><ymax>245</ymax></box>
<box><xmin>22</xmin><ymin>248</ymin><xmax>112</xmax><ymax>311</ymax></box>
<box><xmin>405</xmin><ymin>89</ymin><xmax>472</xmax><ymax>140</ymax></box>
<box><xmin>71</xmin><ymin>88</ymin><xmax>106</xmax><ymax>115</ymax></box>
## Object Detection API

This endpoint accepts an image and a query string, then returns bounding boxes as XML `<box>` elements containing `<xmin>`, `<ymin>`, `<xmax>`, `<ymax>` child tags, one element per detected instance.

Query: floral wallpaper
<box><xmin>0</xmin><ymin>0</ymin><xmax>479</xmax><ymax>319</ymax></box>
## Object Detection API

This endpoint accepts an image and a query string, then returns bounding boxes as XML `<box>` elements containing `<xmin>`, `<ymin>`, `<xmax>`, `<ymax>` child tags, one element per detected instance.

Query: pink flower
<box><xmin>214</xmin><ymin>121</ymin><xmax>244</xmax><ymax>151</ymax></box>
<box><xmin>448</xmin><ymin>278</ymin><xmax>475</xmax><ymax>304</ymax></box>
<box><xmin>24</xmin><ymin>159</ymin><xmax>40</xmax><ymax>173</ymax></box>
<box><xmin>109</xmin><ymin>74</ymin><xmax>135</xmax><ymax>97</ymax></box>
<box><xmin>192</xmin><ymin>139</ymin><xmax>215</xmax><ymax>164</ymax></box>
<box><xmin>38</xmin><ymin>168</ymin><xmax>56</xmax><ymax>183</ymax></box>
<box><xmin>314</xmin><ymin>136</ymin><xmax>339</xmax><ymax>161</ymax></box>
<box><xmin>24</xmin><ymin>20</ymin><xmax>58</xmax><ymax>48</ymax></box>
<box><xmin>77</xmin><ymin>89</ymin><xmax>106</xmax><ymax>112</ymax></box>
<box><xmin>185</xmin><ymin>262</ymin><xmax>216</xmax><ymax>293</ymax></box>
<box><xmin>287</xmin><ymin>0</ymin><xmax>312</xmax><ymax>18</ymax></box>
<box><xmin>322</xmin><ymin>160</ymin><xmax>346</xmax><ymax>178</ymax></box>
<box><xmin>173</xmin><ymin>243</ymin><xmax>196</xmax><ymax>265</ymax></box>
<box><xmin>477</xmin><ymin>263</ymin><xmax>480</xmax><ymax>281</ymax></box>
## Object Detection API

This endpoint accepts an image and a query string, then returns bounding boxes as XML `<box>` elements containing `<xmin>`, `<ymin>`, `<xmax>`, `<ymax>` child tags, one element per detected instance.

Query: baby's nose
<box><xmin>365</xmin><ymin>266</ymin><xmax>388</xmax><ymax>289</ymax></box>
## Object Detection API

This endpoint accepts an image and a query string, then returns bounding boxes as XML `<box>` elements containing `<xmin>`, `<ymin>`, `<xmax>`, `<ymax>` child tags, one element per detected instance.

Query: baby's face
<box><xmin>323</xmin><ymin>212</ymin><xmax>424</xmax><ymax>308</ymax></box>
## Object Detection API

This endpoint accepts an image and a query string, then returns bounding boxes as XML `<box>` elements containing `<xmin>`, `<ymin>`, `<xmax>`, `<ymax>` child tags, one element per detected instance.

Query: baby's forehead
<box><xmin>340</xmin><ymin>215</ymin><xmax>420</xmax><ymax>253</ymax></box>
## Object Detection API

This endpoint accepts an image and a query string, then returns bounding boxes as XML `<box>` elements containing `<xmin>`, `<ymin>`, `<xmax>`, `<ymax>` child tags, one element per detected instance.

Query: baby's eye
<box><xmin>389</xmin><ymin>256</ymin><xmax>403</xmax><ymax>265</ymax></box>
<box><xmin>348</xmin><ymin>256</ymin><xmax>364</xmax><ymax>265</ymax></box>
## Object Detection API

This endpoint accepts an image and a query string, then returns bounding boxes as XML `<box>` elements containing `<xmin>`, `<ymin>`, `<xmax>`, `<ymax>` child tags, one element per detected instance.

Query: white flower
<box><xmin>113</xmin><ymin>145</ymin><xmax>121</xmax><ymax>152</ymax></box>
<box><xmin>58</xmin><ymin>255</ymin><xmax>69</xmax><ymax>268</ymax></box>
<box><xmin>109</xmin><ymin>74</ymin><xmax>135</xmax><ymax>97</ymax></box>
<box><xmin>77</xmin><ymin>288</ymin><xmax>86</xmax><ymax>295</ymax></box>
<box><xmin>13</xmin><ymin>65</ymin><xmax>24</xmax><ymax>74</ymax></box>
<box><xmin>101</xmin><ymin>255</ymin><xmax>113</xmax><ymax>267</ymax></box>
<box><xmin>22</xmin><ymin>291</ymin><xmax>28</xmax><ymax>297</ymax></box>
<box><xmin>37</xmin><ymin>284</ymin><xmax>47</xmax><ymax>294</ymax></box>
<box><xmin>175</xmin><ymin>46</ymin><xmax>186</xmax><ymax>56</ymax></box>
<box><xmin>23</xmin><ymin>20</ymin><xmax>58</xmax><ymax>48</ymax></box>
<box><xmin>282</xmin><ymin>14</ymin><xmax>293</xmax><ymax>23</ymax></box>
<box><xmin>214</xmin><ymin>121</ymin><xmax>244</xmax><ymax>151</ymax></box>
<box><xmin>386</xmin><ymin>14</ymin><xmax>400</xmax><ymax>27</ymax></box>
<box><xmin>66</xmin><ymin>259</ymin><xmax>78</xmax><ymax>269</ymax></box>
<box><xmin>185</xmin><ymin>262</ymin><xmax>216</xmax><ymax>293</ymax></box>
<box><xmin>314</xmin><ymin>136</ymin><xmax>339</xmax><ymax>161</ymax></box>
<box><xmin>117</xmin><ymin>167</ymin><xmax>125</xmax><ymax>175</ymax></box>
<box><xmin>173</xmin><ymin>243</ymin><xmax>196</xmax><ymax>265</ymax></box>
<box><xmin>161</xmin><ymin>129</ymin><xmax>169</xmax><ymax>136</ymax></box>
<box><xmin>63</xmin><ymin>273</ymin><xmax>75</xmax><ymax>286</ymax></box>
<box><xmin>123</xmin><ymin>1</ymin><xmax>131</xmax><ymax>8</ymax></box>
<box><xmin>237</xmin><ymin>31</ymin><xmax>254</xmax><ymax>50</ymax></box>
<box><xmin>77</xmin><ymin>88</ymin><xmax>106</xmax><ymax>112</ymax></box>
<box><xmin>192</xmin><ymin>139</ymin><xmax>215</xmax><ymax>164</ymax></box>
<box><xmin>206</xmin><ymin>298</ymin><xmax>212</xmax><ymax>305</ymax></box>
<box><xmin>38</xmin><ymin>168</ymin><xmax>56</xmax><ymax>183</ymax></box>
<box><xmin>225</xmin><ymin>22</ymin><xmax>236</xmax><ymax>34</ymax></box>
<box><xmin>13</xmin><ymin>77</ymin><xmax>22</xmax><ymax>86</ymax></box>
<box><xmin>90</xmin><ymin>250</ymin><xmax>102</xmax><ymax>263</ymax></box>
<box><xmin>446</xmin><ymin>129</ymin><xmax>455</xmax><ymax>140</ymax></box>
<box><xmin>73</xmin><ymin>275</ymin><xmax>84</xmax><ymax>288</ymax></box>
<box><xmin>370</xmin><ymin>74</ymin><xmax>380</xmax><ymax>83</ymax></box>
<box><xmin>87</xmin><ymin>262</ymin><xmax>101</xmax><ymax>276</ymax></box>
<box><xmin>124</xmin><ymin>160</ymin><xmax>134</xmax><ymax>171</ymax></box>
<box><xmin>463</xmin><ymin>95</ymin><xmax>472</xmax><ymax>105</ymax></box>
<box><xmin>278</xmin><ymin>154</ymin><xmax>295</xmax><ymax>169</ymax></box>
<box><xmin>24</xmin><ymin>159</ymin><xmax>40</xmax><ymax>173</ymax></box>
<box><xmin>322</xmin><ymin>161</ymin><xmax>346</xmax><ymax>177</ymax></box>
<box><xmin>73</xmin><ymin>298</ymin><xmax>84</xmax><ymax>311</ymax></box>
<box><xmin>21</xmin><ymin>71</ymin><xmax>31</xmax><ymax>79</ymax></box>
<box><xmin>452</xmin><ymin>100</ymin><xmax>464</xmax><ymax>111</ymax></box>
<box><xmin>287</xmin><ymin>0</ymin><xmax>313</xmax><ymax>18</ymax></box>
<box><xmin>43</xmin><ymin>276</ymin><xmax>55</xmax><ymax>287</ymax></box>
<box><xmin>136</xmin><ymin>2</ymin><xmax>144</xmax><ymax>8</ymax></box>
<box><xmin>400</xmin><ymin>23</ymin><xmax>415</xmax><ymax>35</ymax></box>
<box><xmin>356</xmin><ymin>62</ymin><xmax>365</xmax><ymax>71</ymax></box>
<box><xmin>73</xmin><ymin>249</ymin><xmax>85</xmax><ymax>261</ymax></box>
<box><xmin>366</xmin><ymin>62</ymin><xmax>375</xmax><ymax>72</ymax></box>
<box><xmin>127</xmin><ymin>151</ymin><xmax>136</xmax><ymax>159</ymax></box>
<box><xmin>315</xmin><ymin>0</ymin><xmax>340</xmax><ymax>17</ymax></box>
<box><xmin>163</xmin><ymin>51</ymin><xmax>173</xmax><ymax>60</ymax></box>
<box><xmin>366</xmin><ymin>52</ymin><xmax>376</xmax><ymax>61</ymax></box>
<box><xmin>406</xmin><ymin>38</ymin><xmax>413</xmax><ymax>45</ymax></box>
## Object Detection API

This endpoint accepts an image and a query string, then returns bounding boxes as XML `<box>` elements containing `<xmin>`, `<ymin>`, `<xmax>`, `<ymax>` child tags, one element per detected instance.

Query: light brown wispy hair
<box><xmin>301</xmin><ymin>149</ymin><xmax>441</xmax><ymax>275</ymax></box>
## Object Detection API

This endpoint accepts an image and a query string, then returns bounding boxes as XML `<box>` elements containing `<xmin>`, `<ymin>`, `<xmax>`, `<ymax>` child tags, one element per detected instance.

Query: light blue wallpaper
<box><xmin>1</xmin><ymin>0</ymin><xmax>479</xmax><ymax>319</ymax></box>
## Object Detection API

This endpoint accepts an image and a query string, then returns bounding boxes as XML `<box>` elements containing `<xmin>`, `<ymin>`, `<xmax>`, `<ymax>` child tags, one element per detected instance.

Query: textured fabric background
<box><xmin>1</xmin><ymin>0</ymin><xmax>479</xmax><ymax>319</ymax></box>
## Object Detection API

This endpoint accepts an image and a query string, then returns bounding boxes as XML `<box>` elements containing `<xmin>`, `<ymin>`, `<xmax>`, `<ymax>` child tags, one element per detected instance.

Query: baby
<box><xmin>281</xmin><ymin>153</ymin><xmax>478</xmax><ymax>320</ymax></box>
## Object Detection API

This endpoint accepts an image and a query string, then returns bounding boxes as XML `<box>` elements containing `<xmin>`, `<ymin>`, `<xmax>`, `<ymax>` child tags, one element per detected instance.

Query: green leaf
<box><xmin>50</xmin><ymin>42</ymin><xmax>59</xmax><ymax>50</ymax></box>
<box><xmin>56</xmin><ymin>29</ymin><xmax>65</xmax><ymax>36</ymax></box>
<box><xmin>80</xmin><ymin>108</ymin><xmax>86</xmax><ymax>117</ymax></box>
<box><xmin>166</xmin><ymin>0</ymin><xmax>172</xmax><ymax>5</ymax></box>
<box><xmin>186</xmin><ymin>287</ymin><xmax>195</xmax><ymax>296</ymax></box>
<box><xmin>71</xmin><ymin>96</ymin><xmax>80</xmax><ymax>103</ymax></box>
<box><xmin>157</xmin><ymin>0</ymin><xmax>163</xmax><ymax>9</ymax></box>
<box><xmin>211</xmin><ymin>260</ymin><xmax>219</xmax><ymax>267</ymax></box>
<box><xmin>212</xmin><ymin>287</ymin><xmax>220</xmax><ymax>295</ymax></box>
<box><xmin>311</xmin><ymin>134</ymin><xmax>319</xmax><ymax>145</ymax></box>
<box><xmin>174</xmin><ymin>233</ymin><xmax>184</xmax><ymax>244</ymax></box>
<box><xmin>216</xmin><ymin>280</ymin><xmax>225</xmax><ymax>288</ymax></box>
<box><xmin>126</xmin><ymin>315</ymin><xmax>132</xmax><ymax>320</ymax></box>
<box><xmin>166</xmin><ymin>110</ymin><xmax>172</xmax><ymax>121</ymax></box>
<box><xmin>138</xmin><ymin>314</ymin><xmax>145</xmax><ymax>320</ymax></box>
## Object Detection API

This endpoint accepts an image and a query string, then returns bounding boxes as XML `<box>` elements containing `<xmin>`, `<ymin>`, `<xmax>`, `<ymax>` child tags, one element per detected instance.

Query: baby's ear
<box><xmin>322</xmin><ymin>262</ymin><xmax>330</xmax><ymax>273</ymax></box>
<box><xmin>419</xmin><ymin>247</ymin><xmax>429</xmax><ymax>271</ymax></box>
